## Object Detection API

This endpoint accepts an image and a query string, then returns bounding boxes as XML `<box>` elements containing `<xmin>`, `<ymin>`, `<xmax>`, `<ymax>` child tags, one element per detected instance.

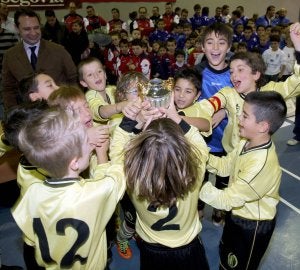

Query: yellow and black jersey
<box><xmin>85</xmin><ymin>85</ymin><xmax>117</xmax><ymax>124</ymax></box>
<box><xmin>110</xmin><ymin>121</ymin><xmax>209</xmax><ymax>247</ymax></box>
<box><xmin>178</xmin><ymin>102</ymin><xmax>212</xmax><ymax>137</ymax></box>
<box><xmin>200</xmin><ymin>139</ymin><xmax>281</xmax><ymax>221</ymax></box>
<box><xmin>17</xmin><ymin>155</ymin><xmax>49</xmax><ymax>196</ymax></box>
<box><xmin>12</xmin><ymin>163</ymin><xmax>126</xmax><ymax>270</ymax></box>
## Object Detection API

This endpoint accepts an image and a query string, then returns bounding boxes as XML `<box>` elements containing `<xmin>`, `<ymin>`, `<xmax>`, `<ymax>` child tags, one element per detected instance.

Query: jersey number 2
<box><xmin>147</xmin><ymin>204</ymin><xmax>180</xmax><ymax>231</ymax></box>
<box><xmin>33</xmin><ymin>218</ymin><xmax>90</xmax><ymax>267</ymax></box>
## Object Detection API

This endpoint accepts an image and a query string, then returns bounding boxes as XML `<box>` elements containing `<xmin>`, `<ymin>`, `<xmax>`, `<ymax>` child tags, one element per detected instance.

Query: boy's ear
<box><xmin>80</xmin><ymin>80</ymin><xmax>88</xmax><ymax>88</ymax></box>
<box><xmin>29</xmin><ymin>92</ymin><xmax>40</xmax><ymax>102</ymax></box>
<box><xmin>69</xmin><ymin>157</ymin><xmax>79</xmax><ymax>172</ymax></box>
<box><xmin>195</xmin><ymin>91</ymin><xmax>201</xmax><ymax>101</ymax></box>
<box><xmin>258</xmin><ymin>120</ymin><xmax>270</xmax><ymax>134</ymax></box>
<box><xmin>254</xmin><ymin>71</ymin><xmax>261</xmax><ymax>82</ymax></box>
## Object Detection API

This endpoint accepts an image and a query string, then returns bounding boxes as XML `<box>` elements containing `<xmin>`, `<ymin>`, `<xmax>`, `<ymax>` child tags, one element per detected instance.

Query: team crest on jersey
<box><xmin>227</xmin><ymin>252</ymin><xmax>238</xmax><ymax>268</ymax></box>
<box><xmin>208</xmin><ymin>96</ymin><xmax>221</xmax><ymax>112</ymax></box>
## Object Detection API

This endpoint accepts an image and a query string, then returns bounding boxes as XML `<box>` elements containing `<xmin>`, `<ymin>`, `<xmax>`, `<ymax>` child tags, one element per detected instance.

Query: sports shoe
<box><xmin>116</xmin><ymin>239</ymin><xmax>132</xmax><ymax>259</ymax></box>
<box><xmin>212</xmin><ymin>209</ymin><xmax>225</xmax><ymax>227</ymax></box>
<box><xmin>287</xmin><ymin>138</ymin><xmax>300</xmax><ymax>146</ymax></box>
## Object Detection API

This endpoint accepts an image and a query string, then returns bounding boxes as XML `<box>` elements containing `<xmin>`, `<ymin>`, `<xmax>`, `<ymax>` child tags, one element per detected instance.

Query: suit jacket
<box><xmin>2</xmin><ymin>39</ymin><xmax>77</xmax><ymax>110</ymax></box>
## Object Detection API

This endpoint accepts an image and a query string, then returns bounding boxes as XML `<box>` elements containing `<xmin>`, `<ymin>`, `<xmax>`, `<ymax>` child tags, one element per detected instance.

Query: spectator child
<box><xmin>160</xmin><ymin>37</ymin><xmax>177</xmax><ymax>79</ymax></box>
<box><xmin>129</xmin><ymin>38</ymin><xmax>151</xmax><ymax>79</ymax></box>
<box><xmin>236</xmin><ymin>42</ymin><xmax>248</xmax><ymax>53</ymax></box>
<box><xmin>149</xmin><ymin>18</ymin><xmax>170</xmax><ymax>44</ymax></box>
<box><xmin>187</xmin><ymin>37</ymin><xmax>204</xmax><ymax>66</ymax></box>
<box><xmin>64</xmin><ymin>19</ymin><xmax>89</xmax><ymax>65</ymax></box>
<box><xmin>104</xmin><ymin>31</ymin><xmax>121</xmax><ymax>83</ymax></box>
<box><xmin>256</xmin><ymin>25</ymin><xmax>266</xmax><ymax>39</ymax></box>
<box><xmin>170</xmin><ymin>49</ymin><xmax>188</xmax><ymax>76</ymax></box>
<box><xmin>281</xmin><ymin>32</ymin><xmax>296</xmax><ymax>80</ymax></box>
<box><xmin>262</xmin><ymin>34</ymin><xmax>287</xmax><ymax>82</ymax></box>
<box><xmin>240</xmin><ymin>25</ymin><xmax>259</xmax><ymax>51</ymax></box>
<box><xmin>257</xmin><ymin>33</ymin><xmax>270</xmax><ymax>54</ymax></box>
<box><xmin>115</xmin><ymin>38</ymin><xmax>132</xmax><ymax>77</ymax></box>
<box><xmin>151</xmin><ymin>44</ymin><xmax>167</xmax><ymax>79</ymax></box>
<box><xmin>190</xmin><ymin>4</ymin><xmax>202</xmax><ymax>30</ymax></box>
<box><xmin>130</xmin><ymin>28</ymin><xmax>142</xmax><ymax>41</ymax></box>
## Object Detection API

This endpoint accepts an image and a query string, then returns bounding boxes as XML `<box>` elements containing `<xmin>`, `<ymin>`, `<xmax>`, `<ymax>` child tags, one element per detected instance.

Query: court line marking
<box><xmin>281</xmin><ymin>167</ymin><xmax>300</xmax><ymax>182</ymax></box>
<box><xmin>280</xmin><ymin>167</ymin><xmax>300</xmax><ymax>214</ymax></box>
<box><xmin>280</xmin><ymin>197</ymin><xmax>300</xmax><ymax>215</ymax></box>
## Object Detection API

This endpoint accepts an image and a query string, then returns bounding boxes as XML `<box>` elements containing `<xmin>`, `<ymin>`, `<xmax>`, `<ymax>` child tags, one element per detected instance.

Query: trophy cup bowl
<box><xmin>138</xmin><ymin>78</ymin><xmax>173</xmax><ymax>108</ymax></box>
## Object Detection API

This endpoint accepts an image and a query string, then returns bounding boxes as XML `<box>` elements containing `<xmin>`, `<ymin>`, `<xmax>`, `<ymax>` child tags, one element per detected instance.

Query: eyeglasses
<box><xmin>125</xmin><ymin>89</ymin><xmax>139</xmax><ymax>95</ymax></box>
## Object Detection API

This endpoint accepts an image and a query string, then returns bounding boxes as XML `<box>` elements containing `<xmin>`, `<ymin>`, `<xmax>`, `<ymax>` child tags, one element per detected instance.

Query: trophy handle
<box><xmin>137</xmin><ymin>81</ymin><xmax>148</xmax><ymax>100</ymax></box>
<box><xmin>163</xmin><ymin>77</ymin><xmax>174</xmax><ymax>91</ymax></box>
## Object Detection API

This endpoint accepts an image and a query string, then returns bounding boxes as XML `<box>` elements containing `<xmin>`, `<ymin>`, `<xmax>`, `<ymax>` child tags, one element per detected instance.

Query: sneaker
<box><xmin>116</xmin><ymin>239</ymin><xmax>132</xmax><ymax>259</ymax></box>
<box><xmin>287</xmin><ymin>138</ymin><xmax>300</xmax><ymax>146</ymax></box>
<box><xmin>212</xmin><ymin>210</ymin><xmax>225</xmax><ymax>227</ymax></box>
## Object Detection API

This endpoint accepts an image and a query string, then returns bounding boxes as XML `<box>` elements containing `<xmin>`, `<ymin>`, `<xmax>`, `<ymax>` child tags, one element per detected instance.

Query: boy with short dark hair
<box><xmin>170</xmin><ymin>49</ymin><xmax>188</xmax><ymax>76</ymax></box>
<box><xmin>160</xmin><ymin>37</ymin><xmax>177</xmax><ymax>79</ymax></box>
<box><xmin>200</xmin><ymin>91</ymin><xmax>287</xmax><ymax>269</ymax></box>
<box><xmin>114</xmin><ymin>38</ymin><xmax>132</xmax><ymax>77</ymax></box>
<box><xmin>18</xmin><ymin>73</ymin><xmax>59</xmax><ymax>103</ymax></box>
<box><xmin>239</xmin><ymin>25</ymin><xmax>259</xmax><ymax>51</ymax></box>
<box><xmin>149</xmin><ymin>18</ymin><xmax>170</xmax><ymax>44</ymax></box>
<box><xmin>236</xmin><ymin>42</ymin><xmax>248</xmax><ymax>53</ymax></box>
<box><xmin>262</xmin><ymin>34</ymin><xmax>287</xmax><ymax>82</ymax></box>
<box><xmin>129</xmin><ymin>38</ymin><xmax>151</xmax><ymax>79</ymax></box>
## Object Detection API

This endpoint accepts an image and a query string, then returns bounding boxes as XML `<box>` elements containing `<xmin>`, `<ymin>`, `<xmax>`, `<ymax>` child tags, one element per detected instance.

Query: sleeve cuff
<box><xmin>179</xmin><ymin>119</ymin><xmax>191</xmax><ymax>134</ymax></box>
<box><xmin>119</xmin><ymin>117</ymin><xmax>142</xmax><ymax>134</ymax></box>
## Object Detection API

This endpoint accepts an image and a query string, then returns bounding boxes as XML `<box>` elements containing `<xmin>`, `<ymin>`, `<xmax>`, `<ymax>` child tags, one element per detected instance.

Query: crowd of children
<box><xmin>1</xmin><ymin>2</ymin><xmax>300</xmax><ymax>270</ymax></box>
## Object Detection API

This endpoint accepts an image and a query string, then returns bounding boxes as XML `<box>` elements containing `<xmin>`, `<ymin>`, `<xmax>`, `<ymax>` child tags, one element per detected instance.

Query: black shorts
<box><xmin>220</xmin><ymin>213</ymin><xmax>276</xmax><ymax>270</ymax></box>
<box><xmin>139</xmin><ymin>235</ymin><xmax>209</xmax><ymax>270</ymax></box>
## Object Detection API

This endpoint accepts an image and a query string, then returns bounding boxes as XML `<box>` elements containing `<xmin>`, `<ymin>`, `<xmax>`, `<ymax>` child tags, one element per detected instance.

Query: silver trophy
<box><xmin>138</xmin><ymin>78</ymin><xmax>174</xmax><ymax>108</ymax></box>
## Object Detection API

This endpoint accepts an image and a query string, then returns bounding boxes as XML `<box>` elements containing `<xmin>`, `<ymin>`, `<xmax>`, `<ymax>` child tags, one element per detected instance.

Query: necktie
<box><xmin>29</xmin><ymin>46</ymin><xmax>37</xmax><ymax>70</ymax></box>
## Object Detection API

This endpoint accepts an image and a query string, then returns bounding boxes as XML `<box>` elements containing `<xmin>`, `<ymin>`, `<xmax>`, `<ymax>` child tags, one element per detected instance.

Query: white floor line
<box><xmin>280</xmin><ymin>167</ymin><xmax>300</xmax><ymax>214</ymax></box>
<box><xmin>281</xmin><ymin>121</ymin><xmax>292</xmax><ymax>128</ymax></box>
<box><xmin>281</xmin><ymin>167</ymin><xmax>300</xmax><ymax>182</ymax></box>
<box><xmin>280</xmin><ymin>197</ymin><xmax>300</xmax><ymax>215</ymax></box>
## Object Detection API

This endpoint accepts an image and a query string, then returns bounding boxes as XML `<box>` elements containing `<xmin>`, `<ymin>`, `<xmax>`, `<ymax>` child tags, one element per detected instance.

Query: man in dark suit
<box><xmin>2</xmin><ymin>7</ymin><xmax>77</xmax><ymax>111</ymax></box>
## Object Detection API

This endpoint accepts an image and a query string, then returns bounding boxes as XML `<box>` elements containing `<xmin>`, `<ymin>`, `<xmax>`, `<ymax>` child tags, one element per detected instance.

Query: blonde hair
<box><xmin>18</xmin><ymin>107</ymin><xmax>86</xmax><ymax>178</ymax></box>
<box><xmin>48</xmin><ymin>85</ymin><xmax>86</xmax><ymax>109</ymax></box>
<box><xmin>125</xmin><ymin>118</ymin><xmax>200</xmax><ymax>207</ymax></box>
<box><xmin>115</xmin><ymin>71</ymin><xmax>148</xmax><ymax>102</ymax></box>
